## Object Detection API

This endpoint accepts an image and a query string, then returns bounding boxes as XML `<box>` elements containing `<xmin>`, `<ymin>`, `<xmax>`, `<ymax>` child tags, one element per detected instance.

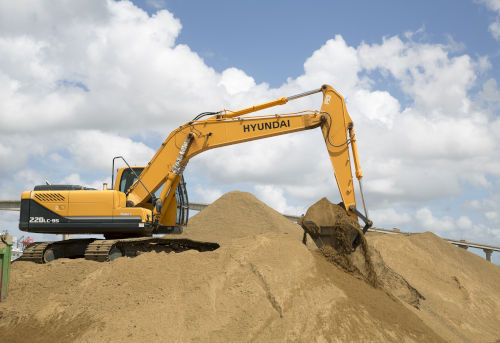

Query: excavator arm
<box><xmin>126</xmin><ymin>85</ymin><xmax>370</xmax><ymax>230</ymax></box>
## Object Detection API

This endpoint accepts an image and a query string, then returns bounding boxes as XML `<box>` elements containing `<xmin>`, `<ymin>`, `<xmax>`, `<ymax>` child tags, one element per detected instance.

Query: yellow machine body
<box><xmin>20</xmin><ymin>189</ymin><xmax>152</xmax><ymax>235</ymax></box>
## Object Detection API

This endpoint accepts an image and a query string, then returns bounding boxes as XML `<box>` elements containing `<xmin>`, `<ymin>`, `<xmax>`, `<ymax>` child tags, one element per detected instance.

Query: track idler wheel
<box><xmin>108</xmin><ymin>246</ymin><xmax>125</xmax><ymax>261</ymax></box>
<box><xmin>43</xmin><ymin>248</ymin><xmax>58</xmax><ymax>263</ymax></box>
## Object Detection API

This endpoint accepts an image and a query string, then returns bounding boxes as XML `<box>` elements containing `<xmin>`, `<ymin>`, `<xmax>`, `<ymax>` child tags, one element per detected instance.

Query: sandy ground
<box><xmin>368</xmin><ymin>231</ymin><xmax>500</xmax><ymax>343</ymax></box>
<box><xmin>0</xmin><ymin>191</ymin><xmax>499</xmax><ymax>342</ymax></box>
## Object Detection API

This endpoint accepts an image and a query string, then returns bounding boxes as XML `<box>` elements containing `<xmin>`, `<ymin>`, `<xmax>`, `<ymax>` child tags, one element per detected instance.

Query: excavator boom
<box><xmin>127</xmin><ymin>85</ymin><xmax>368</xmax><ymax>229</ymax></box>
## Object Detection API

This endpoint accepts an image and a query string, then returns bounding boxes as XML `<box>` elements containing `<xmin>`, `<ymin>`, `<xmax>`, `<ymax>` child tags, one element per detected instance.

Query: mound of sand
<box><xmin>1</xmin><ymin>233</ymin><xmax>444</xmax><ymax>343</ymax></box>
<box><xmin>180</xmin><ymin>191</ymin><xmax>305</xmax><ymax>243</ymax></box>
<box><xmin>0</xmin><ymin>191</ymin><xmax>499</xmax><ymax>343</ymax></box>
<box><xmin>368</xmin><ymin>231</ymin><xmax>500</xmax><ymax>343</ymax></box>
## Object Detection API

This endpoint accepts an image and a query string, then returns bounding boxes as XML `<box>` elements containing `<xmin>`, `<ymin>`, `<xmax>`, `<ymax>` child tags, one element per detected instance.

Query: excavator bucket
<box><xmin>299</xmin><ymin>198</ymin><xmax>363</xmax><ymax>252</ymax></box>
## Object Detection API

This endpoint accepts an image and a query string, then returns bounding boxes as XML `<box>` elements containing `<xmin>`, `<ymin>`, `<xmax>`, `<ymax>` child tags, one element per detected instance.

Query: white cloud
<box><xmin>485</xmin><ymin>212</ymin><xmax>498</xmax><ymax>221</ymax></box>
<box><xmin>296</xmin><ymin>35</ymin><xmax>362</xmax><ymax>94</ymax></box>
<box><xmin>365</xmin><ymin>178</ymin><xmax>403</xmax><ymax>196</ymax></box>
<box><xmin>414</xmin><ymin>206</ymin><xmax>500</xmax><ymax>244</ymax></box>
<box><xmin>490</xmin><ymin>21</ymin><xmax>500</xmax><ymax>40</ymax></box>
<box><xmin>480</xmin><ymin>0</ymin><xmax>500</xmax><ymax>12</ymax></box>
<box><xmin>479</xmin><ymin>78</ymin><xmax>500</xmax><ymax>111</ymax></box>
<box><xmin>0</xmin><ymin>0</ymin><xmax>225</xmax><ymax>136</ymax></box>
<box><xmin>0</xmin><ymin>169</ymin><xmax>45</xmax><ymax>199</ymax></box>
<box><xmin>478</xmin><ymin>0</ymin><xmax>500</xmax><ymax>40</ymax></box>
<box><xmin>349</xmin><ymin>89</ymin><xmax>400</xmax><ymax>128</ymax></box>
<box><xmin>58</xmin><ymin>173</ymin><xmax>85</xmax><ymax>186</ymax></box>
<box><xmin>67</xmin><ymin>130</ymin><xmax>156</xmax><ymax>172</ymax></box>
<box><xmin>192</xmin><ymin>185</ymin><xmax>223</xmax><ymax>204</ymax></box>
<box><xmin>218</xmin><ymin>68</ymin><xmax>256</xmax><ymax>95</ymax></box>
<box><xmin>145</xmin><ymin>0</ymin><xmax>167</xmax><ymax>10</ymax></box>
<box><xmin>369</xmin><ymin>207</ymin><xmax>412</xmax><ymax>228</ymax></box>
<box><xmin>415</xmin><ymin>207</ymin><xmax>455</xmax><ymax>233</ymax></box>
<box><xmin>254</xmin><ymin>184</ymin><xmax>305</xmax><ymax>215</ymax></box>
<box><xmin>49</xmin><ymin>153</ymin><xmax>64</xmax><ymax>163</ymax></box>
<box><xmin>467</xmin><ymin>193</ymin><xmax>500</xmax><ymax>228</ymax></box>
<box><xmin>358</xmin><ymin>36</ymin><xmax>477</xmax><ymax>116</ymax></box>
<box><xmin>457</xmin><ymin>216</ymin><xmax>473</xmax><ymax>230</ymax></box>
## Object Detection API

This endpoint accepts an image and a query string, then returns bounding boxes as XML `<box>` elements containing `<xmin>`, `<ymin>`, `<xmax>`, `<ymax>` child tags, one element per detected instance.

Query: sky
<box><xmin>1</xmin><ymin>0</ymin><xmax>500</xmax><ymax>264</ymax></box>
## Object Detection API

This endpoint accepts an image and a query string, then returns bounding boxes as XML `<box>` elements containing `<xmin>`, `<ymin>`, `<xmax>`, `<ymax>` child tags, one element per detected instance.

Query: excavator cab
<box><xmin>114</xmin><ymin>167</ymin><xmax>189</xmax><ymax>226</ymax></box>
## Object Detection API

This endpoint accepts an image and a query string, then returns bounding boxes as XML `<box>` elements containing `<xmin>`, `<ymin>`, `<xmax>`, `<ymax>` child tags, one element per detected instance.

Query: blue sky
<box><xmin>0</xmin><ymin>0</ymin><xmax>500</xmax><ymax>264</ymax></box>
<box><xmin>134</xmin><ymin>0</ymin><xmax>500</xmax><ymax>87</ymax></box>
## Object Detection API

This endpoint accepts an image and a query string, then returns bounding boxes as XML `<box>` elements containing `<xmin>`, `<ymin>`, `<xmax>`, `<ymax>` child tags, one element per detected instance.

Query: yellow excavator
<box><xmin>18</xmin><ymin>84</ymin><xmax>372</xmax><ymax>263</ymax></box>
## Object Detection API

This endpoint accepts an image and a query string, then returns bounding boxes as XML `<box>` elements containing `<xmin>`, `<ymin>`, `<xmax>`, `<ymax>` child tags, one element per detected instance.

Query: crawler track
<box><xmin>17</xmin><ymin>242</ymin><xmax>51</xmax><ymax>263</ymax></box>
<box><xmin>17</xmin><ymin>238</ymin><xmax>220</xmax><ymax>263</ymax></box>
<box><xmin>85</xmin><ymin>237</ymin><xmax>219</xmax><ymax>262</ymax></box>
<box><xmin>17</xmin><ymin>239</ymin><xmax>97</xmax><ymax>263</ymax></box>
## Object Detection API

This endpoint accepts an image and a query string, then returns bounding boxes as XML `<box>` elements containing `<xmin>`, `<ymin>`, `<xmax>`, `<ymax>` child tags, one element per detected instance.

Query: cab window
<box><xmin>119</xmin><ymin>168</ymin><xmax>144</xmax><ymax>193</ymax></box>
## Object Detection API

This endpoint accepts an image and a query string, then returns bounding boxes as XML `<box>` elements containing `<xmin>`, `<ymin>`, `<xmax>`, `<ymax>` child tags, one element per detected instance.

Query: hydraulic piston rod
<box><xmin>220</xmin><ymin>87</ymin><xmax>323</xmax><ymax>119</ymax></box>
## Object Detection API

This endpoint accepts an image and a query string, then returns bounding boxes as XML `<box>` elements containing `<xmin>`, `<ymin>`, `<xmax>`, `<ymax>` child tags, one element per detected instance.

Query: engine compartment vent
<box><xmin>34</xmin><ymin>193</ymin><xmax>66</xmax><ymax>202</ymax></box>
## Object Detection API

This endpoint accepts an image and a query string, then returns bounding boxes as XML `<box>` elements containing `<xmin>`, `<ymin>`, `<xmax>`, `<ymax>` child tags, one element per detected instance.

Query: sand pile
<box><xmin>0</xmin><ymin>191</ymin><xmax>498</xmax><ymax>342</ymax></box>
<box><xmin>179</xmin><ymin>191</ymin><xmax>305</xmax><ymax>244</ymax></box>
<box><xmin>0</xmin><ymin>234</ymin><xmax>443</xmax><ymax>343</ymax></box>
<box><xmin>368</xmin><ymin>232</ymin><xmax>500</xmax><ymax>343</ymax></box>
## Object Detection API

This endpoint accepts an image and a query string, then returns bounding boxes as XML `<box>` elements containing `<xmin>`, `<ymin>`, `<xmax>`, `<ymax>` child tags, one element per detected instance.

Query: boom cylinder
<box><xmin>156</xmin><ymin>134</ymin><xmax>194</xmax><ymax>223</ymax></box>
<box><xmin>287</xmin><ymin>87</ymin><xmax>323</xmax><ymax>101</ymax></box>
<box><xmin>222</xmin><ymin>98</ymin><xmax>288</xmax><ymax>119</ymax></box>
<box><xmin>220</xmin><ymin>87</ymin><xmax>323</xmax><ymax>119</ymax></box>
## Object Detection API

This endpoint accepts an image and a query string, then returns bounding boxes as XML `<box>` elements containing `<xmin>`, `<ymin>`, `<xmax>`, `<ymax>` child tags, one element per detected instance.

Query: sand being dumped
<box><xmin>299</xmin><ymin>198</ymin><xmax>426</xmax><ymax>311</ymax></box>
<box><xmin>299</xmin><ymin>198</ymin><xmax>378</xmax><ymax>288</ymax></box>
<box><xmin>0</xmin><ymin>191</ymin><xmax>498</xmax><ymax>342</ymax></box>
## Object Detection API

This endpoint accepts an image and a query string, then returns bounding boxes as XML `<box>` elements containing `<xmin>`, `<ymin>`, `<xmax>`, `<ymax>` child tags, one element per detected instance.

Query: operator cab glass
<box><xmin>117</xmin><ymin>167</ymin><xmax>189</xmax><ymax>226</ymax></box>
<box><xmin>119</xmin><ymin>167</ymin><xmax>144</xmax><ymax>193</ymax></box>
